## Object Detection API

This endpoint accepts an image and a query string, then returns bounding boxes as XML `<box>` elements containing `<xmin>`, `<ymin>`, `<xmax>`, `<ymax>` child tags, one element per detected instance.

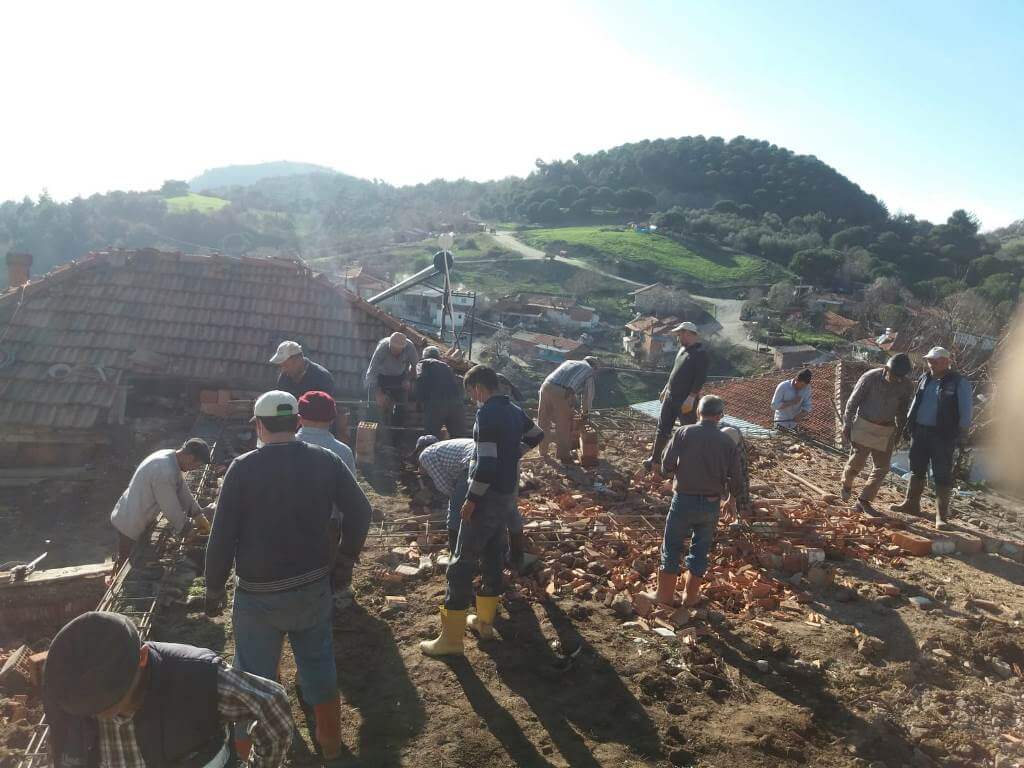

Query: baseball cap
<box><xmin>671</xmin><ymin>321</ymin><xmax>699</xmax><ymax>334</ymax></box>
<box><xmin>298</xmin><ymin>390</ymin><xmax>337</xmax><ymax>422</ymax></box>
<box><xmin>413</xmin><ymin>435</ymin><xmax>439</xmax><ymax>457</ymax></box>
<box><xmin>269</xmin><ymin>340</ymin><xmax>303</xmax><ymax>364</ymax></box>
<box><xmin>924</xmin><ymin>347</ymin><xmax>951</xmax><ymax>361</ymax></box>
<box><xmin>44</xmin><ymin>611</ymin><xmax>142</xmax><ymax>716</ymax></box>
<box><xmin>886</xmin><ymin>353</ymin><xmax>912</xmax><ymax>377</ymax></box>
<box><xmin>252</xmin><ymin>390</ymin><xmax>298</xmax><ymax>422</ymax></box>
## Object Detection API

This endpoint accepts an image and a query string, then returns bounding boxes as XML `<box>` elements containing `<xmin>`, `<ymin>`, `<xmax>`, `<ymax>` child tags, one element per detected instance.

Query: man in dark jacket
<box><xmin>420</xmin><ymin>365</ymin><xmax>543</xmax><ymax>657</ymax></box>
<box><xmin>205</xmin><ymin>390</ymin><xmax>372</xmax><ymax>763</ymax></box>
<box><xmin>270</xmin><ymin>340</ymin><xmax>335</xmax><ymax>399</ymax></box>
<box><xmin>643</xmin><ymin>322</ymin><xmax>709</xmax><ymax>471</ymax></box>
<box><xmin>43</xmin><ymin>611</ymin><xmax>293</xmax><ymax>768</ymax></box>
<box><xmin>891</xmin><ymin>347</ymin><xmax>972</xmax><ymax>529</ymax></box>
<box><xmin>415</xmin><ymin>346</ymin><xmax>465</xmax><ymax>438</ymax></box>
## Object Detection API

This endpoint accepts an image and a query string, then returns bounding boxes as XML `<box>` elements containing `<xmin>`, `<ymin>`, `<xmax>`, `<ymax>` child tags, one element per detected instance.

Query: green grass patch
<box><xmin>756</xmin><ymin>324</ymin><xmax>846</xmax><ymax>350</ymax></box>
<box><xmin>455</xmin><ymin>259</ymin><xmax>624</xmax><ymax>299</ymax></box>
<box><xmin>166</xmin><ymin>193</ymin><xmax>229</xmax><ymax>213</ymax></box>
<box><xmin>519</xmin><ymin>226</ymin><xmax>790</xmax><ymax>289</ymax></box>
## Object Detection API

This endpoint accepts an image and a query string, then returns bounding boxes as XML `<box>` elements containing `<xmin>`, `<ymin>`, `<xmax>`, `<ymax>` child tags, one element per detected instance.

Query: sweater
<box><xmin>205</xmin><ymin>440</ymin><xmax>371</xmax><ymax>595</ymax></box>
<box><xmin>467</xmin><ymin>395</ymin><xmax>543</xmax><ymax>501</ymax></box>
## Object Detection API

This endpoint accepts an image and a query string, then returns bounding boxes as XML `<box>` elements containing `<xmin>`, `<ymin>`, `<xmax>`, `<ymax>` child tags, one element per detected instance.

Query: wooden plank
<box><xmin>0</xmin><ymin>562</ymin><xmax>109</xmax><ymax>590</ymax></box>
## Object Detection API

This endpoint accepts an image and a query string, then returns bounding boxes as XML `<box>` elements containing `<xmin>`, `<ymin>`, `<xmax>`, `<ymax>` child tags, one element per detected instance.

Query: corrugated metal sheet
<box><xmin>0</xmin><ymin>249</ymin><xmax>434</xmax><ymax>429</ymax></box>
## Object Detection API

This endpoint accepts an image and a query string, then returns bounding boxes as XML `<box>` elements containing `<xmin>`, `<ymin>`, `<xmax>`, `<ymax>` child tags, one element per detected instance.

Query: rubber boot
<box><xmin>467</xmin><ymin>595</ymin><xmax>500</xmax><ymax>640</ymax></box>
<box><xmin>935</xmin><ymin>486</ymin><xmax>953</xmax><ymax>531</ymax></box>
<box><xmin>642</xmin><ymin>436</ymin><xmax>668</xmax><ymax>473</ymax></box>
<box><xmin>642</xmin><ymin>570</ymin><xmax>679</xmax><ymax>607</ymax></box>
<box><xmin>681</xmin><ymin>571</ymin><xmax>703</xmax><ymax>607</ymax></box>
<box><xmin>891</xmin><ymin>475</ymin><xmax>925</xmax><ymax>517</ymax></box>
<box><xmin>448</xmin><ymin>528</ymin><xmax>459</xmax><ymax>555</ymax></box>
<box><xmin>313</xmin><ymin>696</ymin><xmax>342</xmax><ymax>762</ymax></box>
<box><xmin>234</xmin><ymin>740</ymin><xmax>252</xmax><ymax>762</ymax></box>
<box><xmin>419</xmin><ymin>607</ymin><xmax>467</xmax><ymax>657</ymax></box>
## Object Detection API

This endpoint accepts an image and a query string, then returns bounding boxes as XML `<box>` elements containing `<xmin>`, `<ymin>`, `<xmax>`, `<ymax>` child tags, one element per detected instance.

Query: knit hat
<box><xmin>44</xmin><ymin>611</ymin><xmax>142</xmax><ymax>716</ymax></box>
<box><xmin>298</xmin><ymin>390</ymin><xmax>337</xmax><ymax>422</ymax></box>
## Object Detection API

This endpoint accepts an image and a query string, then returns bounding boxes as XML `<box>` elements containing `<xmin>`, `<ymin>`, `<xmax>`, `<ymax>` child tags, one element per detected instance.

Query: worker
<box><xmin>296</xmin><ymin>390</ymin><xmax>355</xmax><ymax>474</ymax></box>
<box><xmin>110</xmin><ymin>439</ymin><xmax>213</xmax><ymax>572</ymax></box>
<box><xmin>43</xmin><ymin>611</ymin><xmax>293</xmax><ymax>768</ymax></box>
<box><xmin>415</xmin><ymin>346</ymin><xmax>465</xmax><ymax>438</ymax></box>
<box><xmin>643</xmin><ymin>322</ymin><xmax>708</xmax><ymax>472</ymax></box>
<box><xmin>537</xmin><ymin>356</ymin><xmax>598</xmax><ymax>463</ymax></box>
<box><xmin>649</xmin><ymin>395</ymin><xmax>742</xmax><ymax>607</ymax></box>
<box><xmin>421</xmin><ymin>365</ymin><xmax>543</xmax><ymax>657</ymax></box>
<box><xmin>839</xmin><ymin>353</ymin><xmax>915</xmax><ymax>514</ymax></box>
<box><xmin>772</xmin><ymin>368</ymin><xmax>813</xmax><ymax>429</ymax></box>
<box><xmin>719</xmin><ymin>424</ymin><xmax>752</xmax><ymax>517</ymax></box>
<box><xmin>412</xmin><ymin>434</ymin><xmax>475</xmax><ymax>554</ymax></box>
<box><xmin>296</xmin><ymin>390</ymin><xmax>358</xmax><ymax>608</ymax></box>
<box><xmin>891</xmin><ymin>347</ymin><xmax>973</xmax><ymax>530</ymax></box>
<box><xmin>271</xmin><ymin>340</ymin><xmax>335</xmax><ymax>399</ymax></box>
<box><xmin>364</xmin><ymin>331</ymin><xmax>419</xmax><ymax>425</ymax></box>
<box><xmin>205</xmin><ymin>390</ymin><xmax>372</xmax><ymax>763</ymax></box>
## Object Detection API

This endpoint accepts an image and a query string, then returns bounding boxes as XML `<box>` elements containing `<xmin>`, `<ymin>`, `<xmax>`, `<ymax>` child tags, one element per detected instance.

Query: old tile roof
<box><xmin>823</xmin><ymin>311</ymin><xmax>860</xmax><ymax>337</ymax></box>
<box><xmin>0</xmin><ymin>249</ymin><xmax>436</xmax><ymax>430</ymax></box>
<box><xmin>703</xmin><ymin>360</ymin><xmax>872</xmax><ymax>446</ymax></box>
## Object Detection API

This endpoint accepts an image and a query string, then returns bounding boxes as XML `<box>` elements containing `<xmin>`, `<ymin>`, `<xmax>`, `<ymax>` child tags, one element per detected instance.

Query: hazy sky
<box><xmin>2</xmin><ymin>0</ymin><xmax>1021</xmax><ymax>229</ymax></box>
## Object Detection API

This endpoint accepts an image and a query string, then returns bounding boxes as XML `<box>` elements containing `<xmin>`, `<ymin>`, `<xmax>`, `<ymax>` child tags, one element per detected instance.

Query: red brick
<box><xmin>892</xmin><ymin>531</ymin><xmax>932</xmax><ymax>557</ymax></box>
<box><xmin>199</xmin><ymin>390</ymin><xmax>219</xmax><ymax>404</ymax></box>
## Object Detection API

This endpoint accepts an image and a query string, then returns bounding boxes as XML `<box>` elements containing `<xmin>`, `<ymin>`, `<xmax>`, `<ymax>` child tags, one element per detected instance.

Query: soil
<box><xmin>5</xmin><ymin>426</ymin><xmax>1024</xmax><ymax>768</ymax></box>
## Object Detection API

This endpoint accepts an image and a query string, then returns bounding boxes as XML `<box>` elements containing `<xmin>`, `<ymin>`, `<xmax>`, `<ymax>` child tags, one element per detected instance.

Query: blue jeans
<box><xmin>231</xmin><ymin>578</ymin><xmax>336</xmax><ymax>738</ymax></box>
<box><xmin>661</xmin><ymin>493</ymin><xmax>720</xmax><ymax>577</ymax></box>
<box><xmin>909</xmin><ymin>425</ymin><xmax>956</xmax><ymax>487</ymax></box>
<box><xmin>445</xmin><ymin>491</ymin><xmax>513</xmax><ymax>610</ymax></box>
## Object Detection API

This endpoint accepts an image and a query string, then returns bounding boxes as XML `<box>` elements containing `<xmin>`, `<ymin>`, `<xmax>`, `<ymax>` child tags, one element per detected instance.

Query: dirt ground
<box><xmin>143</xmin><ymin>435</ymin><xmax>1024</xmax><ymax>768</ymax></box>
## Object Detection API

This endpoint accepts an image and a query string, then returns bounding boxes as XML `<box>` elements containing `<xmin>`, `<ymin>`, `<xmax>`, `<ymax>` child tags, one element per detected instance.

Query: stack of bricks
<box><xmin>579</xmin><ymin>425</ymin><xmax>600</xmax><ymax>467</ymax></box>
<box><xmin>199</xmin><ymin>389</ymin><xmax>234</xmax><ymax>418</ymax></box>
<box><xmin>356</xmin><ymin>421</ymin><xmax>377</xmax><ymax>465</ymax></box>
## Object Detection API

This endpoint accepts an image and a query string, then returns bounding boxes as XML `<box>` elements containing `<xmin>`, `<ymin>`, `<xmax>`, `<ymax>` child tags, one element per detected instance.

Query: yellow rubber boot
<box><xmin>419</xmin><ymin>608</ymin><xmax>467</xmax><ymax>657</ymax></box>
<box><xmin>467</xmin><ymin>595</ymin><xmax>500</xmax><ymax>639</ymax></box>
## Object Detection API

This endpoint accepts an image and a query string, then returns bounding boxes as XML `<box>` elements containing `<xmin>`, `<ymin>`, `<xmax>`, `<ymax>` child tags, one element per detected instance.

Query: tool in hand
<box><xmin>10</xmin><ymin>550</ymin><xmax>47</xmax><ymax>582</ymax></box>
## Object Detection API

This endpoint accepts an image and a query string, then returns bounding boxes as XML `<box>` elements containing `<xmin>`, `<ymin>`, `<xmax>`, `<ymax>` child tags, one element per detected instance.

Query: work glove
<box><xmin>205</xmin><ymin>588</ymin><xmax>226</xmax><ymax>618</ymax></box>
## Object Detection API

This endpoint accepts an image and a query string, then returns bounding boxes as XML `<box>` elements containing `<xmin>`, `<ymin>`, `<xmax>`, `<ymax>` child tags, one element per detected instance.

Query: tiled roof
<box><xmin>0</xmin><ymin>249</ymin><xmax>437</xmax><ymax>430</ymax></box>
<box><xmin>823</xmin><ymin>311</ymin><xmax>860</xmax><ymax>337</ymax></box>
<box><xmin>703</xmin><ymin>360</ymin><xmax>872</xmax><ymax>446</ymax></box>
<box><xmin>510</xmin><ymin>331</ymin><xmax>584</xmax><ymax>352</ymax></box>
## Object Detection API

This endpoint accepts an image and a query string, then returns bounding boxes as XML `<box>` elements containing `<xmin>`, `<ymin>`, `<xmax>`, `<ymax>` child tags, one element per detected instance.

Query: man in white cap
<box><xmin>643</xmin><ymin>322</ymin><xmax>708</xmax><ymax>472</ymax></box>
<box><xmin>892</xmin><ymin>347</ymin><xmax>973</xmax><ymax>530</ymax></box>
<box><xmin>205</xmin><ymin>390</ymin><xmax>372</xmax><ymax>764</ymax></box>
<box><xmin>537</xmin><ymin>356</ymin><xmax>599</xmax><ymax>463</ymax></box>
<box><xmin>364</xmin><ymin>332</ymin><xmax>419</xmax><ymax>424</ymax></box>
<box><xmin>270</xmin><ymin>340</ymin><xmax>335</xmax><ymax>399</ymax></box>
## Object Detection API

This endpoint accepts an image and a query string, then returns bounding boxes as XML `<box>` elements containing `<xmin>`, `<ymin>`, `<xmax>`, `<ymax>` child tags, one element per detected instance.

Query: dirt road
<box><xmin>690</xmin><ymin>294</ymin><xmax>758</xmax><ymax>350</ymax></box>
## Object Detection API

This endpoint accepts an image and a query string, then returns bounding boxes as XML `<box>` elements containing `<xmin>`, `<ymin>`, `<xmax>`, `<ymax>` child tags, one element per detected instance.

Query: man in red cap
<box><xmin>297</xmin><ymin>391</ymin><xmax>355</xmax><ymax>474</ymax></box>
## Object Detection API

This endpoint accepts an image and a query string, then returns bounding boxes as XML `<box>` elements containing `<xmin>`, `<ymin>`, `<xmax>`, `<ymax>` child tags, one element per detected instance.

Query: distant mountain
<box><xmin>190</xmin><ymin>161</ymin><xmax>339</xmax><ymax>192</ymax></box>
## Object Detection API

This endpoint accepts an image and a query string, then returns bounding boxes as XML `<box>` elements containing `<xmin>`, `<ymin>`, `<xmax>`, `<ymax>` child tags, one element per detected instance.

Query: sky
<box><xmin>1</xmin><ymin>0</ymin><xmax>1020</xmax><ymax>229</ymax></box>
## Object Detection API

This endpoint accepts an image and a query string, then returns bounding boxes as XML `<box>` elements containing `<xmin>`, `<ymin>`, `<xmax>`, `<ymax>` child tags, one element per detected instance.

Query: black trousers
<box><xmin>422</xmin><ymin>398</ymin><xmax>466</xmax><ymax>438</ymax></box>
<box><xmin>909</xmin><ymin>425</ymin><xmax>956</xmax><ymax>487</ymax></box>
<box><xmin>657</xmin><ymin>396</ymin><xmax>697</xmax><ymax>440</ymax></box>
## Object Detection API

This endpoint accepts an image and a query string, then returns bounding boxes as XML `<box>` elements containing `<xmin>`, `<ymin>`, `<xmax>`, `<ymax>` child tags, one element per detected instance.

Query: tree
<box><xmin>864</xmin><ymin>276</ymin><xmax>903</xmax><ymax>306</ymax></box>
<box><xmin>558</xmin><ymin>185</ymin><xmax>580</xmax><ymax>207</ymax></box>
<box><xmin>789</xmin><ymin>247</ymin><xmax>842</xmax><ymax>286</ymax></box>
<box><xmin>536</xmin><ymin>198</ymin><xmax>561</xmax><ymax>223</ymax></box>
<box><xmin>159</xmin><ymin>180</ymin><xmax>190</xmax><ymax>197</ymax></box>
<box><xmin>767</xmin><ymin>280</ymin><xmax>797</xmax><ymax>311</ymax></box>
<box><xmin>568</xmin><ymin>198</ymin><xmax>590</xmax><ymax>219</ymax></box>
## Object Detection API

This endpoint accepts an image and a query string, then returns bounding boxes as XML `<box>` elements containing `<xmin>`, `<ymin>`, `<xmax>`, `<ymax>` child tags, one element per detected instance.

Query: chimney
<box><xmin>6</xmin><ymin>252</ymin><xmax>32</xmax><ymax>288</ymax></box>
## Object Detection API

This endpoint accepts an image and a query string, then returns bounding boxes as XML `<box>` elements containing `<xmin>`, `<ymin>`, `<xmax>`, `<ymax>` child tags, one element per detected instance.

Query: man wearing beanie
<box><xmin>296</xmin><ymin>391</ymin><xmax>355</xmax><ymax>474</ymax></box>
<box><xmin>43</xmin><ymin>611</ymin><xmax>293</xmax><ymax>768</ymax></box>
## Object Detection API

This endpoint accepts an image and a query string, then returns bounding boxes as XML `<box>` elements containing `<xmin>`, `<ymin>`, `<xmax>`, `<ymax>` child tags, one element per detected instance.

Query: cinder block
<box><xmin>892</xmin><ymin>531</ymin><xmax>932</xmax><ymax>557</ymax></box>
<box><xmin>952</xmin><ymin>532</ymin><xmax>984</xmax><ymax>555</ymax></box>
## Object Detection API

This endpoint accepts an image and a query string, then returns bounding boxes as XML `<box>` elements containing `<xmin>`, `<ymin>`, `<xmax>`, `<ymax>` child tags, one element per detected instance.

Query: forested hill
<box><xmin>190</xmin><ymin>161</ymin><xmax>339</xmax><ymax>191</ymax></box>
<box><xmin>479</xmin><ymin>136</ymin><xmax>887</xmax><ymax>225</ymax></box>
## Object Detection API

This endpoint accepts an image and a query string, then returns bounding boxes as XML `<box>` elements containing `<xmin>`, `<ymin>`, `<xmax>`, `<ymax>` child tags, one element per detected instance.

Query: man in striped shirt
<box><xmin>205</xmin><ymin>391</ymin><xmax>372</xmax><ymax>764</ymax></box>
<box><xmin>421</xmin><ymin>365</ymin><xmax>543</xmax><ymax>657</ymax></box>
<box><xmin>537</xmin><ymin>357</ymin><xmax>598</xmax><ymax>463</ymax></box>
<box><xmin>43</xmin><ymin>611</ymin><xmax>293</xmax><ymax>768</ymax></box>
<box><xmin>413</xmin><ymin>435</ymin><xmax>476</xmax><ymax>553</ymax></box>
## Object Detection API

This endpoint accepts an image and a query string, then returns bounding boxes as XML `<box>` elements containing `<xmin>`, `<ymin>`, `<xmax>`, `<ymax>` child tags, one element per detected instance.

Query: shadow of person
<box><xmin>325</xmin><ymin>603</ymin><xmax>426</xmax><ymax>767</ymax></box>
<box><xmin>483</xmin><ymin>597</ymin><xmax>664</xmax><ymax>768</ymax></box>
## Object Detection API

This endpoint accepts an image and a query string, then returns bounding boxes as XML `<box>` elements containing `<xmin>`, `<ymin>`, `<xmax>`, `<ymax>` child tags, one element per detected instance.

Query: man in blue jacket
<box><xmin>891</xmin><ymin>347</ymin><xmax>972</xmax><ymax>530</ymax></box>
<box><xmin>420</xmin><ymin>365</ymin><xmax>543</xmax><ymax>657</ymax></box>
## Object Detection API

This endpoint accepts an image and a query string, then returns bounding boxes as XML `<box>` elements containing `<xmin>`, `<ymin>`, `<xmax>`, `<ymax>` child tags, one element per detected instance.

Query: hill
<box><xmin>165</xmin><ymin>192</ymin><xmax>230</xmax><ymax>213</ymax></box>
<box><xmin>190</xmin><ymin>161</ymin><xmax>339</xmax><ymax>191</ymax></box>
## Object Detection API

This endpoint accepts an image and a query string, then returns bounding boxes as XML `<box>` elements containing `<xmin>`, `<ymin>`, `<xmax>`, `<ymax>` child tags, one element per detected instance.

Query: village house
<box><xmin>0</xmin><ymin>249</ymin><xmax>435</xmax><ymax>466</ymax></box>
<box><xmin>770</xmin><ymin>344</ymin><xmax>820</xmax><ymax>370</ymax></box>
<box><xmin>821</xmin><ymin>310</ymin><xmax>863</xmax><ymax>339</ymax></box>
<box><xmin>509</xmin><ymin>330</ymin><xmax>589</xmax><ymax>363</ymax></box>
<box><xmin>339</xmin><ymin>264</ymin><xmax>392</xmax><ymax>300</ymax></box>
<box><xmin>627</xmin><ymin>283</ymin><xmax>706</xmax><ymax>319</ymax></box>
<box><xmin>622</xmin><ymin>315</ymin><xmax>682</xmax><ymax>361</ymax></box>
<box><xmin>379</xmin><ymin>283</ymin><xmax>475</xmax><ymax>331</ymax></box>
<box><xmin>492</xmin><ymin>292</ymin><xmax>599</xmax><ymax>332</ymax></box>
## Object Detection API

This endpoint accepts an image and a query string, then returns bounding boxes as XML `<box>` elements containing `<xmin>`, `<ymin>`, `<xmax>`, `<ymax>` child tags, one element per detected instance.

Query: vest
<box><xmin>46</xmin><ymin>643</ymin><xmax>224</xmax><ymax>768</ymax></box>
<box><xmin>908</xmin><ymin>371</ymin><xmax>962</xmax><ymax>440</ymax></box>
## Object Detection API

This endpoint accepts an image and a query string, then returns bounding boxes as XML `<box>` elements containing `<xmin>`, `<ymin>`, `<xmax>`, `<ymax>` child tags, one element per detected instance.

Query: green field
<box><xmin>165</xmin><ymin>193</ymin><xmax>230</xmax><ymax>213</ymax></box>
<box><xmin>519</xmin><ymin>226</ymin><xmax>791</xmax><ymax>289</ymax></box>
